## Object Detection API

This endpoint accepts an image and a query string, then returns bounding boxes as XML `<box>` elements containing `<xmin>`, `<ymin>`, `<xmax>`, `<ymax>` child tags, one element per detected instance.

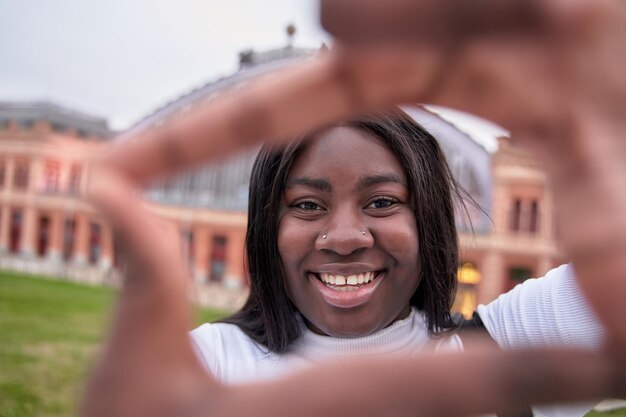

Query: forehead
<box><xmin>288</xmin><ymin>126</ymin><xmax>406</xmax><ymax>180</ymax></box>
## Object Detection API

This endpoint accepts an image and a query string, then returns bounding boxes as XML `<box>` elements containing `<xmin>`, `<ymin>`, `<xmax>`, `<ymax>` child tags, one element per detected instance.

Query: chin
<box><xmin>314</xmin><ymin>315</ymin><xmax>386</xmax><ymax>338</ymax></box>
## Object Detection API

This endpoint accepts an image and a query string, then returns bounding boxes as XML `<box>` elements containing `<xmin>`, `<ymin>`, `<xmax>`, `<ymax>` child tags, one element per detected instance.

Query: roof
<box><xmin>0</xmin><ymin>101</ymin><xmax>113</xmax><ymax>138</ymax></box>
<box><xmin>122</xmin><ymin>44</ymin><xmax>492</xmax><ymax>226</ymax></box>
<box><xmin>123</xmin><ymin>45</ymin><xmax>318</xmax><ymax>137</ymax></box>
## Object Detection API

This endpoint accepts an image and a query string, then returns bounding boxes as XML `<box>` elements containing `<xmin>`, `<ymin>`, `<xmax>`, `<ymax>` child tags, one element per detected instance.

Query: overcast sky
<box><xmin>0</xmin><ymin>0</ymin><xmax>506</xmax><ymax>150</ymax></box>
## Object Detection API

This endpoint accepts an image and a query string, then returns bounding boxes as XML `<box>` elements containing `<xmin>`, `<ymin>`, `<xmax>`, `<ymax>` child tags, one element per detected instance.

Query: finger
<box><xmin>224</xmin><ymin>347</ymin><xmax>625</xmax><ymax>417</ymax></box>
<box><xmin>101</xmin><ymin>56</ymin><xmax>367</xmax><ymax>186</ymax></box>
<box><xmin>100</xmin><ymin>43</ymin><xmax>488</xmax><ymax>186</ymax></box>
<box><xmin>522</xmin><ymin>116</ymin><xmax>626</xmax><ymax>347</ymax></box>
<box><xmin>100</xmin><ymin>0</ymin><xmax>625</xmax><ymax>188</ymax></box>
<box><xmin>322</xmin><ymin>0</ymin><xmax>546</xmax><ymax>44</ymax></box>
<box><xmin>83</xmin><ymin>164</ymin><xmax>218</xmax><ymax>417</ymax></box>
<box><xmin>320</xmin><ymin>0</ymin><xmax>609</xmax><ymax>44</ymax></box>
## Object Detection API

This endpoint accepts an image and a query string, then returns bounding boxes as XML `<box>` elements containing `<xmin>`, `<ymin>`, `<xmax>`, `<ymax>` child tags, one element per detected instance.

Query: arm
<box><xmin>83</xmin><ymin>1</ymin><xmax>626</xmax><ymax>416</ymax></box>
<box><xmin>477</xmin><ymin>265</ymin><xmax>609</xmax><ymax>417</ymax></box>
<box><xmin>477</xmin><ymin>264</ymin><xmax>606</xmax><ymax>350</ymax></box>
<box><xmin>84</xmin><ymin>170</ymin><xmax>625</xmax><ymax>417</ymax></box>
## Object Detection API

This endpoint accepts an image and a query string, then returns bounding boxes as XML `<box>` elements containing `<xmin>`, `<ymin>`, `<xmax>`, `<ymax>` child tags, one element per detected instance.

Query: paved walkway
<box><xmin>594</xmin><ymin>399</ymin><xmax>626</xmax><ymax>412</ymax></box>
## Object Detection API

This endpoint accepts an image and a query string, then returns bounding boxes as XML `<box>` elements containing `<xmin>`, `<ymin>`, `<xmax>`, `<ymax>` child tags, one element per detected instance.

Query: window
<box><xmin>529</xmin><ymin>200</ymin><xmax>540</xmax><ymax>233</ymax></box>
<box><xmin>509</xmin><ymin>198</ymin><xmax>541</xmax><ymax>234</ymax></box>
<box><xmin>9</xmin><ymin>210</ymin><xmax>22</xmax><ymax>253</ymax></box>
<box><xmin>52</xmin><ymin>122</ymin><xmax>66</xmax><ymax>133</ymax></box>
<box><xmin>183</xmin><ymin>229</ymin><xmax>194</xmax><ymax>268</ymax></box>
<box><xmin>19</xmin><ymin>119</ymin><xmax>34</xmax><ymax>129</ymax></box>
<box><xmin>0</xmin><ymin>159</ymin><xmax>5</xmax><ymax>188</ymax></box>
<box><xmin>510</xmin><ymin>199</ymin><xmax>521</xmax><ymax>232</ymax></box>
<box><xmin>210</xmin><ymin>236</ymin><xmax>227</xmax><ymax>282</ymax></box>
<box><xmin>13</xmin><ymin>160</ymin><xmax>30</xmax><ymax>190</ymax></box>
<box><xmin>89</xmin><ymin>223</ymin><xmax>102</xmax><ymax>264</ymax></box>
<box><xmin>508</xmin><ymin>267</ymin><xmax>533</xmax><ymax>290</ymax></box>
<box><xmin>63</xmin><ymin>218</ymin><xmax>75</xmax><ymax>261</ymax></box>
<box><xmin>37</xmin><ymin>216</ymin><xmax>50</xmax><ymax>257</ymax></box>
<box><xmin>43</xmin><ymin>160</ymin><xmax>61</xmax><ymax>192</ymax></box>
<box><xmin>68</xmin><ymin>165</ymin><xmax>81</xmax><ymax>194</ymax></box>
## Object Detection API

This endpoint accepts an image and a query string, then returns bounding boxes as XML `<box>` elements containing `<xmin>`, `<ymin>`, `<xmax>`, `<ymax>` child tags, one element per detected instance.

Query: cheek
<box><xmin>277</xmin><ymin>217</ymin><xmax>310</xmax><ymax>272</ymax></box>
<box><xmin>380</xmin><ymin>215</ymin><xmax>419</xmax><ymax>264</ymax></box>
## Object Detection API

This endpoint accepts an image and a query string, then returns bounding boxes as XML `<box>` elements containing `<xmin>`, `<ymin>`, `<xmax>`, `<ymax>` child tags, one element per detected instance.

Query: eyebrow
<box><xmin>285</xmin><ymin>174</ymin><xmax>405</xmax><ymax>193</ymax></box>
<box><xmin>285</xmin><ymin>177</ymin><xmax>332</xmax><ymax>192</ymax></box>
<box><xmin>357</xmin><ymin>174</ymin><xmax>405</xmax><ymax>191</ymax></box>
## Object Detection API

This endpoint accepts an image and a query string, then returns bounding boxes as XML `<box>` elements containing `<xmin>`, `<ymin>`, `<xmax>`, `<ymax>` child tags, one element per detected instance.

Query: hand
<box><xmin>82</xmin><ymin>1</ymin><xmax>626</xmax><ymax>416</ymax></box>
<box><xmin>320</xmin><ymin>0</ymin><xmax>626</xmax><ymax>347</ymax></box>
<box><xmin>82</xmin><ymin>164</ymin><xmax>626</xmax><ymax>417</ymax></box>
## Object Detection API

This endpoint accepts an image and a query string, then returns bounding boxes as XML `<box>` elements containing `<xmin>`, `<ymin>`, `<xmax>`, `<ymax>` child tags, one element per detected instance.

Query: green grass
<box><xmin>0</xmin><ymin>270</ymin><xmax>623</xmax><ymax>417</ymax></box>
<box><xmin>587</xmin><ymin>411</ymin><xmax>626</xmax><ymax>417</ymax></box>
<box><xmin>0</xmin><ymin>271</ymin><xmax>228</xmax><ymax>417</ymax></box>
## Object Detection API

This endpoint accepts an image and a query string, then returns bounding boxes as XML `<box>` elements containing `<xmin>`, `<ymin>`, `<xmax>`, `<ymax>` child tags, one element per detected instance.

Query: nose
<box><xmin>315</xmin><ymin>207</ymin><xmax>373</xmax><ymax>255</ymax></box>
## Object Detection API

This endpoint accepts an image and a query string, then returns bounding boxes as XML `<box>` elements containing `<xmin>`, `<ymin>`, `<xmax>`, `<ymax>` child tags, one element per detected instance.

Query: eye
<box><xmin>294</xmin><ymin>201</ymin><xmax>323</xmax><ymax>211</ymax></box>
<box><xmin>366</xmin><ymin>197</ymin><xmax>397</xmax><ymax>210</ymax></box>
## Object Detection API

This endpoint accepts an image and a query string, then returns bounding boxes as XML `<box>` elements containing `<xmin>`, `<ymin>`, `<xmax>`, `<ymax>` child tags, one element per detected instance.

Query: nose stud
<box><xmin>321</xmin><ymin>231</ymin><xmax>366</xmax><ymax>240</ymax></box>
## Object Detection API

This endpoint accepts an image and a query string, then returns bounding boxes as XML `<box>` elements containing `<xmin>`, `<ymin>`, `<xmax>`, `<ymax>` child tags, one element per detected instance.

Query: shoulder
<box><xmin>477</xmin><ymin>264</ymin><xmax>606</xmax><ymax>349</ymax></box>
<box><xmin>190</xmin><ymin>322</ymin><xmax>273</xmax><ymax>381</ymax></box>
<box><xmin>190</xmin><ymin>322</ymin><xmax>270</xmax><ymax>359</ymax></box>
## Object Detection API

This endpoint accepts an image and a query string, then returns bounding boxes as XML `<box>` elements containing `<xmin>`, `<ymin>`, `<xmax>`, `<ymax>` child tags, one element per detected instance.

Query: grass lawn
<box><xmin>0</xmin><ymin>271</ymin><xmax>227</xmax><ymax>417</ymax></box>
<box><xmin>0</xmin><ymin>270</ymin><xmax>624</xmax><ymax>417</ymax></box>
<box><xmin>588</xmin><ymin>411</ymin><xmax>626</xmax><ymax>417</ymax></box>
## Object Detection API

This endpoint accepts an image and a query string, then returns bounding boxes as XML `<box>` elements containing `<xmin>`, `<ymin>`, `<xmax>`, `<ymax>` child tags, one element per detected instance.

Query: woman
<box><xmin>194</xmin><ymin>110</ymin><xmax>461</xmax><ymax>373</ymax></box>
<box><xmin>190</xmin><ymin>110</ymin><xmax>604</xmax><ymax>417</ymax></box>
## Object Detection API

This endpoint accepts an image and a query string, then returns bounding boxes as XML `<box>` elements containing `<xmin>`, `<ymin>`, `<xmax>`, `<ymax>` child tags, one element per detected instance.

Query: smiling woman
<box><xmin>189</xmin><ymin>109</ymin><xmax>608</xmax><ymax>417</ymax></box>
<box><xmin>280</xmin><ymin>124</ymin><xmax>421</xmax><ymax>337</ymax></box>
<box><xmin>191</xmin><ymin>109</ymin><xmax>465</xmax><ymax>383</ymax></box>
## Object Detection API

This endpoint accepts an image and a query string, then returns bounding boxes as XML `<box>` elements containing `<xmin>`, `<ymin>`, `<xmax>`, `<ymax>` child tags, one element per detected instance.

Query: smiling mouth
<box><xmin>312</xmin><ymin>271</ymin><xmax>382</xmax><ymax>292</ymax></box>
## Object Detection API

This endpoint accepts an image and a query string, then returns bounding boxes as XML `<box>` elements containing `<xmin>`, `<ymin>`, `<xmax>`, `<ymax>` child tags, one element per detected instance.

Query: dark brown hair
<box><xmin>222</xmin><ymin>108</ymin><xmax>461</xmax><ymax>353</ymax></box>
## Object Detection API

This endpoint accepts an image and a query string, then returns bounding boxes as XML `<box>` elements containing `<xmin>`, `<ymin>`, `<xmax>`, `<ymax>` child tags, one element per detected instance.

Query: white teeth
<box><xmin>318</xmin><ymin>271</ymin><xmax>377</xmax><ymax>288</ymax></box>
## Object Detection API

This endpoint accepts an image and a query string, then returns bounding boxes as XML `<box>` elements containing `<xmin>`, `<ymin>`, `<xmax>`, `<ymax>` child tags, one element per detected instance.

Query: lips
<box><xmin>308</xmin><ymin>270</ymin><xmax>384</xmax><ymax>308</ymax></box>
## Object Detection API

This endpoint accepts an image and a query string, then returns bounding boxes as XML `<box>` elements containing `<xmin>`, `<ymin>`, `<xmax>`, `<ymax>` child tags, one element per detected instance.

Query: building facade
<box><xmin>452</xmin><ymin>136</ymin><xmax>566</xmax><ymax>317</ymax></box>
<box><xmin>0</xmin><ymin>102</ymin><xmax>115</xmax><ymax>283</ymax></box>
<box><xmin>0</xmin><ymin>47</ymin><xmax>566</xmax><ymax>313</ymax></box>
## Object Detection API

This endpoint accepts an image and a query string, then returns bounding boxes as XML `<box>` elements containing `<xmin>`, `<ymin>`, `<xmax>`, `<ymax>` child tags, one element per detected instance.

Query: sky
<box><xmin>0</xmin><ymin>0</ymin><xmax>506</xmax><ymax>150</ymax></box>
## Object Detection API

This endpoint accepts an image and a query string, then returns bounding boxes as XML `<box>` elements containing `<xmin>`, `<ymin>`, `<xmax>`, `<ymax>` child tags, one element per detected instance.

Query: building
<box><xmin>0</xmin><ymin>101</ymin><xmax>115</xmax><ymax>283</ymax></box>
<box><xmin>455</xmin><ymin>136</ymin><xmax>566</xmax><ymax>310</ymax></box>
<box><xmin>0</xmin><ymin>43</ymin><xmax>566</xmax><ymax>313</ymax></box>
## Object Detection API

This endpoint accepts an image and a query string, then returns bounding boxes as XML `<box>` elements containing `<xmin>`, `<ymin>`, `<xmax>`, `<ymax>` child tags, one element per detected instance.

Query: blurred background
<box><xmin>2</xmin><ymin>1</ymin><xmax>620</xmax><ymax>416</ymax></box>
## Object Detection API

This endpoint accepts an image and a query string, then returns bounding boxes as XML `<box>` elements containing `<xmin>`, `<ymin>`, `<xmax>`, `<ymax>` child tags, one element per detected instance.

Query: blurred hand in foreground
<box><xmin>82</xmin><ymin>1</ymin><xmax>626</xmax><ymax>416</ymax></box>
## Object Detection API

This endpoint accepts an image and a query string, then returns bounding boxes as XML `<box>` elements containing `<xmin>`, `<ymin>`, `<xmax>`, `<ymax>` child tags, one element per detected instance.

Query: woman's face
<box><xmin>278</xmin><ymin>126</ymin><xmax>421</xmax><ymax>337</ymax></box>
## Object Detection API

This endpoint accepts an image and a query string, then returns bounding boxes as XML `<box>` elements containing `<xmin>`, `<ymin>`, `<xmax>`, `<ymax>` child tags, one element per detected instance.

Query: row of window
<box><xmin>509</xmin><ymin>198</ymin><xmax>541</xmax><ymax>234</ymax></box>
<box><xmin>0</xmin><ymin>158</ymin><xmax>82</xmax><ymax>193</ymax></box>
<box><xmin>1</xmin><ymin>208</ymin><xmax>234</xmax><ymax>283</ymax></box>
<box><xmin>4</xmin><ymin>210</ymin><xmax>102</xmax><ymax>265</ymax></box>
<box><xmin>0</xmin><ymin>118</ymin><xmax>95</xmax><ymax>138</ymax></box>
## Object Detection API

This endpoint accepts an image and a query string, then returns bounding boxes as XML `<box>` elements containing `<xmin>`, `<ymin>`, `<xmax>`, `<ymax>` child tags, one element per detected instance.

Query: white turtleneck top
<box><xmin>190</xmin><ymin>264</ymin><xmax>606</xmax><ymax>417</ymax></box>
<box><xmin>191</xmin><ymin>306</ymin><xmax>461</xmax><ymax>385</ymax></box>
